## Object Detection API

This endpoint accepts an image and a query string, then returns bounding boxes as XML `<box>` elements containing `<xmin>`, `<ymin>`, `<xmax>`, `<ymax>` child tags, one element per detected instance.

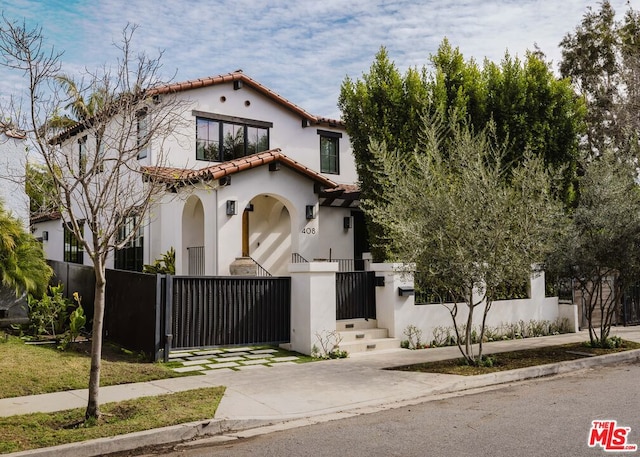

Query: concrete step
<box><xmin>338</xmin><ymin>337</ymin><xmax>401</xmax><ymax>354</ymax></box>
<box><xmin>338</xmin><ymin>328</ymin><xmax>389</xmax><ymax>342</ymax></box>
<box><xmin>336</xmin><ymin>318</ymin><xmax>378</xmax><ymax>331</ymax></box>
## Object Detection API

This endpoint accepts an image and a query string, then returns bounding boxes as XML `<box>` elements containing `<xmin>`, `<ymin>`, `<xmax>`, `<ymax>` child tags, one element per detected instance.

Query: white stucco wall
<box><xmin>288</xmin><ymin>261</ymin><xmax>339</xmax><ymax>355</ymax></box>
<box><xmin>0</xmin><ymin>136</ymin><xmax>29</xmax><ymax>229</ymax></box>
<box><xmin>316</xmin><ymin>206</ymin><xmax>354</xmax><ymax>262</ymax></box>
<box><xmin>31</xmin><ymin>218</ymin><xmax>64</xmax><ymax>261</ymax></box>
<box><xmin>150</xmin><ymin>163</ymin><xmax>348</xmax><ymax>276</ymax></box>
<box><xmin>38</xmin><ymin>75</ymin><xmax>361</xmax><ymax>273</ymax></box>
<box><xmin>373</xmin><ymin>265</ymin><xmax>576</xmax><ymax>342</ymax></box>
<box><xmin>215</xmin><ymin>166</ymin><xmax>317</xmax><ymax>276</ymax></box>
<box><xmin>150</xmin><ymin>83</ymin><xmax>358</xmax><ymax>185</ymax></box>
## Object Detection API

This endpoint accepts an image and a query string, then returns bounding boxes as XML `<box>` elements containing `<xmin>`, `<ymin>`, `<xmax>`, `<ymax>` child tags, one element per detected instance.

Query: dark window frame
<box><xmin>114</xmin><ymin>214</ymin><xmax>144</xmax><ymax>272</ymax></box>
<box><xmin>63</xmin><ymin>222</ymin><xmax>84</xmax><ymax>264</ymax></box>
<box><xmin>194</xmin><ymin>111</ymin><xmax>271</xmax><ymax>162</ymax></box>
<box><xmin>137</xmin><ymin>110</ymin><xmax>149</xmax><ymax>160</ymax></box>
<box><xmin>96</xmin><ymin>135</ymin><xmax>105</xmax><ymax>173</ymax></box>
<box><xmin>78</xmin><ymin>135</ymin><xmax>87</xmax><ymax>176</ymax></box>
<box><xmin>318</xmin><ymin>129</ymin><xmax>342</xmax><ymax>175</ymax></box>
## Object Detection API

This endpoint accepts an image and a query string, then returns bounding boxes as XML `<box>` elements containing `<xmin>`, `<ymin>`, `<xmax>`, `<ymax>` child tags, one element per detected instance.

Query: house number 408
<box><xmin>301</xmin><ymin>227</ymin><xmax>316</xmax><ymax>235</ymax></box>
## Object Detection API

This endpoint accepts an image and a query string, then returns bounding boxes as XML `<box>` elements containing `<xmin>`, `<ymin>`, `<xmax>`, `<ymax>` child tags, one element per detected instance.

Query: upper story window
<box><xmin>137</xmin><ymin>110</ymin><xmax>149</xmax><ymax>160</ymax></box>
<box><xmin>96</xmin><ymin>136</ymin><xmax>105</xmax><ymax>173</ymax></box>
<box><xmin>195</xmin><ymin>111</ymin><xmax>271</xmax><ymax>162</ymax></box>
<box><xmin>318</xmin><ymin>130</ymin><xmax>342</xmax><ymax>174</ymax></box>
<box><xmin>78</xmin><ymin>136</ymin><xmax>87</xmax><ymax>176</ymax></box>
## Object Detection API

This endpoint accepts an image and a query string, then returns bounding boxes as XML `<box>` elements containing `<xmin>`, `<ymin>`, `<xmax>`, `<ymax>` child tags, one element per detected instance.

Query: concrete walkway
<box><xmin>3</xmin><ymin>327</ymin><xmax>640</xmax><ymax>457</ymax></box>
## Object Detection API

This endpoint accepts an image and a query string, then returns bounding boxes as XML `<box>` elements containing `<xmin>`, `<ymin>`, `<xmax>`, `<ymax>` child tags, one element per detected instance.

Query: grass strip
<box><xmin>391</xmin><ymin>340</ymin><xmax>640</xmax><ymax>376</ymax></box>
<box><xmin>0</xmin><ymin>386</ymin><xmax>225</xmax><ymax>454</ymax></box>
<box><xmin>0</xmin><ymin>335</ymin><xmax>188</xmax><ymax>399</ymax></box>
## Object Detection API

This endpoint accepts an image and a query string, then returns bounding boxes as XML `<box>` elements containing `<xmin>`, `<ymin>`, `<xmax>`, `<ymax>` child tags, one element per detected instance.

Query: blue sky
<box><xmin>0</xmin><ymin>0</ymin><xmax>634</xmax><ymax>119</ymax></box>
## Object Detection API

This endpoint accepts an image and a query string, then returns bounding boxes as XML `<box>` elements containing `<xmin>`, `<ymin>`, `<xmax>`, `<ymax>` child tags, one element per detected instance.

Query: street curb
<box><xmin>5</xmin><ymin>349</ymin><xmax>640</xmax><ymax>457</ymax></box>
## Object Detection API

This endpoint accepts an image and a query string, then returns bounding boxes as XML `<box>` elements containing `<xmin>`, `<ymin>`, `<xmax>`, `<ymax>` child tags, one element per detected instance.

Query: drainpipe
<box><xmin>214</xmin><ymin>186</ymin><xmax>219</xmax><ymax>275</ymax></box>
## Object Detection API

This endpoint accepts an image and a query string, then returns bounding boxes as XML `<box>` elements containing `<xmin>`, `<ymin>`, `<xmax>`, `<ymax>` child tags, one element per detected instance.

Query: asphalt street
<box><xmin>150</xmin><ymin>361</ymin><xmax>640</xmax><ymax>457</ymax></box>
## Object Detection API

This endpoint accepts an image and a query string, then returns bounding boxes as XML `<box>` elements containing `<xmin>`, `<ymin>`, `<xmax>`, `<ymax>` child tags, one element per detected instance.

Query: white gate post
<box><xmin>370</xmin><ymin>263</ymin><xmax>415</xmax><ymax>338</ymax></box>
<box><xmin>288</xmin><ymin>262</ymin><xmax>339</xmax><ymax>355</ymax></box>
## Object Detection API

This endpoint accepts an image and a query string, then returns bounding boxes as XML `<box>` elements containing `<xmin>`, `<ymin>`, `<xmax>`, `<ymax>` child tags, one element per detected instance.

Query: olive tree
<box><xmin>548</xmin><ymin>152</ymin><xmax>640</xmax><ymax>347</ymax></box>
<box><xmin>0</xmin><ymin>19</ymin><xmax>188</xmax><ymax>420</ymax></box>
<box><xmin>365</xmin><ymin>117</ymin><xmax>563</xmax><ymax>365</ymax></box>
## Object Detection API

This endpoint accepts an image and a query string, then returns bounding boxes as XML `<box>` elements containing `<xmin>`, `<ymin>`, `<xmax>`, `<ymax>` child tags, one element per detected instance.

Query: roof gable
<box><xmin>149</xmin><ymin>71</ymin><xmax>344</xmax><ymax>128</ymax></box>
<box><xmin>144</xmin><ymin>149</ymin><xmax>338</xmax><ymax>190</ymax></box>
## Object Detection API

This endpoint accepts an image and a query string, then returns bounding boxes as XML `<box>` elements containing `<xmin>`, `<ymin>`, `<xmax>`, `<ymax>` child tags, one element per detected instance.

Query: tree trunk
<box><xmin>85</xmin><ymin>262</ymin><xmax>106</xmax><ymax>420</ymax></box>
<box><xmin>478</xmin><ymin>299</ymin><xmax>492</xmax><ymax>362</ymax></box>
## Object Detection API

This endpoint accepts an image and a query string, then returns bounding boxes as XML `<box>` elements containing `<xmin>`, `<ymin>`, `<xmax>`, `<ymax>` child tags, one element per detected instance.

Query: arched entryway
<box><xmin>243</xmin><ymin>194</ymin><xmax>292</xmax><ymax>276</ymax></box>
<box><xmin>182</xmin><ymin>195</ymin><xmax>205</xmax><ymax>275</ymax></box>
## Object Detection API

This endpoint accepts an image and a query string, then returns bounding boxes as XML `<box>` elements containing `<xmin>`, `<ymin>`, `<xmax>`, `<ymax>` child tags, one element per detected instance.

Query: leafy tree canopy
<box><xmin>560</xmin><ymin>0</ymin><xmax>640</xmax><ymax>158</ymax></box>
<box><xmin>0</xmin><ymin>200</ymin><xmax>51</xmax><ymax>297</ymax></box>
<box><xmin>547</xmin><ymin>152</ymin><xmax>640</xmax><ymax>347</ymax></box>
<box><xmin>365</xmin><ymin>115</ymin><xmax>563</xmax><ymax>364</ymax></box>
<box><xmin>339</xmin><ymin>41</ymin><xmax>584</xmax><ymax>259</ymax></box>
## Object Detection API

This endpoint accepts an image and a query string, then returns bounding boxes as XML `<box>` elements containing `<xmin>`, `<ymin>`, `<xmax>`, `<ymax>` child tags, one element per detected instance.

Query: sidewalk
<box><xmin>3</xmin><ymin>327</ymin><xmax>640</xmax><ymax>456</ymax></box>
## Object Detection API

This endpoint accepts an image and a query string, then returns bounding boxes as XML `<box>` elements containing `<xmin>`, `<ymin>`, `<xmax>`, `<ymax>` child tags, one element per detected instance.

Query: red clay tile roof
<box><xmin>148</xmin><ymin>71</ymin><xmax>345</xmax><ymax>128</ymax></box>
<box><xmin>51</xmin><ymin>71</ymin><xmax>344</xmax><ymax>144</ymax></box>
<box><xmin>143</xmin><ymin>149</ymin><xmax>338</xmax><ymax>189</ymax></box>
<box><xmin>30</xmin><ymin>211</ymin><xmax>62</xmax><ymax>224</ymax></box>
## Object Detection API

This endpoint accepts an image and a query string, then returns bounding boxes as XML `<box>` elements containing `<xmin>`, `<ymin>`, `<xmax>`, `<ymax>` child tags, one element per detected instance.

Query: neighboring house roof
<box><xmin>31</xmin><ymin>211</ymin><xmax>62</xmax><ymax>224</ymax></box>
<box><xmin>148</xmin><ymin>70</ymin><xmax>345</xmax><ymax>128</ymax></box>
<box><xmin>144</xmin><ymin>149</ymin><xmax>339</xmax><ymax>190</ymax></box>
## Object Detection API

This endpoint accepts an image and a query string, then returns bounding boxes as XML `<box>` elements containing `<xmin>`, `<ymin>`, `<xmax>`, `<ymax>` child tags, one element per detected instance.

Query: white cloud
<box><xmin>0</xmin><ymin>0</ymin><xmax>633</xmax><ymax>119</ymax></box>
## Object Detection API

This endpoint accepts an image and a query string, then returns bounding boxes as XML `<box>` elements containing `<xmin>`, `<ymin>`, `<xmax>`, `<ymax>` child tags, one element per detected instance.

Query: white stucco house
<box><xmin>0</xmin><ymin>128</ymin><xmax>29</xmax><ymax>229</ymax></box>
<box><xmin>27</xmin><ymin>71</ymin><xmax>580</xmax><ymax>354</ymax></box>
<box><xmin>32</xmin><ymin>71</ymin><xmax>369</xmax><ymax>276</ymax></box>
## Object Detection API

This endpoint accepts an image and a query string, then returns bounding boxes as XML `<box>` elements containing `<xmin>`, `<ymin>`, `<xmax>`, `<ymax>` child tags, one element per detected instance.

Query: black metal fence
<box><xmin>336</xmin><ymin>271</ymin><xmax>376</xmax><ymax>320</ymax></box>
<box><xmin>622</xmin><ymin>283</ymin><xmax>640</xmax><ymax>325</ymax></box>
<box><xmin>167</xmin><ymin>276</ymin><xmax>291</xmax><ymax>351</ymax></box>
<box><xmin>48</xmin><ymin>261</ymin><xmax>291</xmax><ymax>361</ymax></box>
<box><xmin>104</xmin><ymin>269</ymin><xmax>161</xmax><ymax>358</ymax></box>
<box><xmin>48</xmin><ymin>260</ymin><xmax>161</xmax><ymax>357</ymax></box>
<box><xmin>48</xmin><ymin>260</ymin><xmax>97</xmax><ymax>320</ymax></box>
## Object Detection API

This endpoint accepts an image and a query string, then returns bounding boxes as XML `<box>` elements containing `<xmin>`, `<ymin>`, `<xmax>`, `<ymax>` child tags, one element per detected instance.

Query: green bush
<box><xmin>27</xmin><ymin>284</ymin><xmax>70</xmax><ymax>337</ymax></box>
<box><xmin>25</xmin><ymin>285</ymin><xmax>86</xmax><ymax>350</ymax></box>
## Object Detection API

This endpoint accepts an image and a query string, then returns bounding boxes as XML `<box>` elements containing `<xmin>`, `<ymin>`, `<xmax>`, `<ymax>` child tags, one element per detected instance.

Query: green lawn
<box><xmin>0</xmin><ymin>334</ymin><xmax>188</xmax><ymax>399</ymax></box>
<box><xmin>0</xmin><ymin>387</ymin><xmax>225</xmax><ymax>454</ymax></box>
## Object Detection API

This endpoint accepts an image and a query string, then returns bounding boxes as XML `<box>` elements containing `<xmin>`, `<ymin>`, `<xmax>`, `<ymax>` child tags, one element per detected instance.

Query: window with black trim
<box><xmin>318</xmin><ymin>130</ymin><xmax>341</xmax><ymax>174</ymax></box>
<box><xmin>196</xmin><ymin>113</ymin><xmax>270</xmax><ymax>162</ymax></box>
<box><xmin>137</xmin><ymin>110</ymin><xmax>149</xmax><ymax>160</ymax></box>
<box><xmin>78</xmin><ymin>136</ymin><xmax>87</xmax><ymax>176</ymax></box>
<box><xmin>114</xmin><ymin>215</ymin><xmax>144</xmax><ymax>271</ymax></box>
<box><xmin>96</xmin><ymin>136</ymin><xmax>105</xmax><ymax>173</ymax></box>
<box><xmin>64</xmin><ymin>222</ymin><xmax>84</xmax><ymax>264</ymax></box>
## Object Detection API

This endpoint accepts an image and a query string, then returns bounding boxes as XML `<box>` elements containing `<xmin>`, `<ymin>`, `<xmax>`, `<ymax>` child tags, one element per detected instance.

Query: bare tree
<box><xmin>0</xmin><ymin>18</ymin><xmax>188</xmax><ymax>419</ymax></box>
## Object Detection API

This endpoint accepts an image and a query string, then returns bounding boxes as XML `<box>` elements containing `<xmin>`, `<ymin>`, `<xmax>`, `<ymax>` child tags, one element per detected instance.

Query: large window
<box><xmin>64</xmin><ymin>222</ymin><xmax>84</xmax><ymax>264</ymax></box>
<box><xmin>318</xmin><ymin>130</ymin><xmax>341</xmax><ymax>174</ymax></box>
<box><xmin>195</xmin><ymin>112</ymin><xmax>270</xmax><ymax>162</ymax></box>
<box><xmin>114</xmin><ymin>215</ymin><xmax>144</xmax><ymax>271</ymax></box>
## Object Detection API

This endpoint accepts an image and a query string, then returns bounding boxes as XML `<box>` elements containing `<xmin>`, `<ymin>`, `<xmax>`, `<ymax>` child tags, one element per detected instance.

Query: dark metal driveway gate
<box><xmin>164</xmin><ymin>276</ymin><xmax>291</xmax><ymax>357</ymax></box>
